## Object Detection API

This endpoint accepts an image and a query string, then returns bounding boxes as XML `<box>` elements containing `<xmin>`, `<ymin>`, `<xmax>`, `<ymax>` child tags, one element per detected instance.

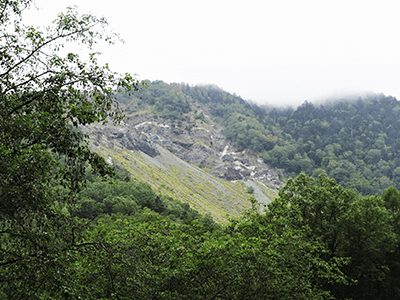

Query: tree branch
<box><xmin>207</xmin><ymin>278</ymin><xmax>237</xmax><ymax>300</ymax></box>
<box><xmin>0</xmin><ymin>22</ymin><xmax>99</xmax><ymax>78</ymax></box>
<box><xmin>3</xmin><ymin>70</ymin><xmax>52</xmax><ymax>94</ymax></box>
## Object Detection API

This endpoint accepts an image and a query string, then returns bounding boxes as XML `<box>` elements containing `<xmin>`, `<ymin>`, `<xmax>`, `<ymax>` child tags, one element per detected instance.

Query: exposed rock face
<box><xmin>92</xmin><ymin>125</ymin><xmax>159</xmax><ymax>157</ymax></box>
<box><xmin>83</xmin><ymin>111</ymin><xmax>283</xmax><ymax>190</ymax></box>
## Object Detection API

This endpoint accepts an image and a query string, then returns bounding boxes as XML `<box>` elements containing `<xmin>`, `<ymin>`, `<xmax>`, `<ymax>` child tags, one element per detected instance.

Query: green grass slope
<box><xmin>89</xmin><ymin>136</ymin><xmax>256</xmax><ymax>223</ymax></box>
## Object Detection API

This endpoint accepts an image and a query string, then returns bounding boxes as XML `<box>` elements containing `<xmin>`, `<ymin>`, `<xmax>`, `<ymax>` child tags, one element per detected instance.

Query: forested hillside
<box><xmin>262</xmin><ymin>95</ymin><xmax>400</xmax><ymax>195</ymax></box>
<box><xmin>118</xmin><ymin>81</ymin><xmax>400</xmax><ymax>195</ymax></box>
<box><xmin>117</xmin><ymin>81</ymin><xmax>281</xmax><ymax>159</ymax></box>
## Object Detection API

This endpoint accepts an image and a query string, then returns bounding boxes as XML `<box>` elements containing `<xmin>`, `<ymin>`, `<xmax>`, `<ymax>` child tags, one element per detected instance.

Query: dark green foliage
<box><xmin>63</xmin><ymin>196</ymin><xmax>345</xmax><ymax>300</ymax></box>
<box><xmin>118</xmin><ymin>81</ymin><xmax>191</xmax><ymax>119</ymax></box>
<box><xmin>270</xmin><ymin>173</ymin><xmax>400</xmax><ymax>299</ymax></box>
<box><xmin>381</xmin><ymin>186</ymin><xmax>400</xmax><ymax>298</ymax></box>
<box><xmin>223</xmin><ymin>112</ymin><xmax>273</xmax><ymax>152</ymax></box>
<box><xmin>0</xmin><ymin>1</ymin><xmax>143</xmax><ymax>297</ymax></box>
<box><xmin>246</xmin><ymin>186</ymin><xmax>254</xmax><ymax>194</ymax></box>
<box><xmin>74</xmin><ymin>170</ymin><xmax>205</xmax><ymax>223</ymax></box>
<box><xmin>262</xmin><ymin>95</ymin><xmax>400</xmax><ymax>194</ymax></box>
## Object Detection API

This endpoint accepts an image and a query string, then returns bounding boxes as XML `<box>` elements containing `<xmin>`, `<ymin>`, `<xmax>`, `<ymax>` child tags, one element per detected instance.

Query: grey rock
<box><xmin>110</xmin><ymin>132</ymin><xmax>124</xmax><ymax>139</ymax></box>
<box><xmin>82</xmin><ymin>110</ymin><xmax>284</xmax><ymax>190</ymax></box>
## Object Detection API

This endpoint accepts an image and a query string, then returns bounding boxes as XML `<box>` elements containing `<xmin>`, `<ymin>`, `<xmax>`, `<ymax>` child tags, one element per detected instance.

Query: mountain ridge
<box><xmin>81</xmin><ymin>91</ymin><xmax>282</xmax><ymax>221</ymax></box>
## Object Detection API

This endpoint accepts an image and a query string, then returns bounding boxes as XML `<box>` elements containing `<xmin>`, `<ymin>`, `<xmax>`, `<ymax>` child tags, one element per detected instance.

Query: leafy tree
<box><xmin>269</xmin><ymin>173</ymin><xmax>398</xmax><ymax>299</ymax></box>
<box><xmin>71</xmin><ymin>199</ymin><xmax>346</xmax><ymax>300</ymax></box>
<box><xmin>338</xmin><ymin>194</ymin><xmax>395</xmax><ymax>299</ymax></box>
<box><xmin>0</xmin><ymin>1</ymin><xmax>144</xmax><ymax>297</ymax></box>
<box><xmin>382</xmin><ymin>186</ymin><xmax>400</xmax><ymax>298</ymax></box>
<box><xmin>382</xmin><ymin>186</ymin><xmax>400</xmax><ymax>235</ymax></box>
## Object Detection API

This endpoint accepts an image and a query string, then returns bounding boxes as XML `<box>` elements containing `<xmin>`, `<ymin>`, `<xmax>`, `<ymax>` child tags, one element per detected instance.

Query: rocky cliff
<box><xmin>86</xmin><ymin>110</ymin><xmax>283</xmax><ymax>190</ymax></box>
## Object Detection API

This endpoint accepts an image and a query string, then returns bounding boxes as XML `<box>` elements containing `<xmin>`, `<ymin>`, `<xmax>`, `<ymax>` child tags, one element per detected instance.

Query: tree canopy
<box><xmin>0</xmin><ymin>0</ymin><xmax>144</xmax><ymax>216</ymax></box>
<box><xmin>262</xmin><ymin>96</ymin><xmax>400</xmax><ymax>194</ymax></box>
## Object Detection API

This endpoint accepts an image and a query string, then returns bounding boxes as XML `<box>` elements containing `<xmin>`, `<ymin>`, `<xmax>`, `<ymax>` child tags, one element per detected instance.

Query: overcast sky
<box><xmin>25</xmin><ymin>0</ymin><xmax>400</xmax><ymax>107</ymax></box>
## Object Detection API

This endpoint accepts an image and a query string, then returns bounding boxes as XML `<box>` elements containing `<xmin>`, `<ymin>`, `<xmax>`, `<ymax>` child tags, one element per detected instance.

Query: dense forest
<box><xmin>262</xmin><ymin>96</ymin><xmax>400</xmax><ymax>195</ymax></box>
<box><xmin>123</xmin><ymin>81</ymin><xmax>400</xmax><ymax>195</ymax></box>
<box><xmin>72</xmin><ymin>172</ymin><xmax>400</xmax><ymax>300</ymax></box>
<box><xmin>3</xmin><ymin>1</ymin><xmax>400</xmax><ymax>299</ymax></box>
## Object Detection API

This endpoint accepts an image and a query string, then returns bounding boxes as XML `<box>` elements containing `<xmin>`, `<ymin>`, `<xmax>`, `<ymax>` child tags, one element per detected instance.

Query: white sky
<box><xmin>25</xmin><ymin>0</ymin><xmax>400</xmax><ymax>107</ymax></box>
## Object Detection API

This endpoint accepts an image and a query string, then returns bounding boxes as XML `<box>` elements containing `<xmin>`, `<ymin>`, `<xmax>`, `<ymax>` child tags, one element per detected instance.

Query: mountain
<box><xmin>81</xmin><ymin>81</ymin><xmax>282</xmax><ymax>222</ymax></box>
<box><xmin>83</xmin><ymin>81</ymin><xmax>400</xmax><ymax>222</ymax></box>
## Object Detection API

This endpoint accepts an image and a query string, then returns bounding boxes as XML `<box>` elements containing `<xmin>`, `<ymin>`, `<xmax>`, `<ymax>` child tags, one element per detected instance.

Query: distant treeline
<box><xmin>261</xmin><ymin>95</ymin><xmax>400</xmax><ymax>195</ymax></box>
